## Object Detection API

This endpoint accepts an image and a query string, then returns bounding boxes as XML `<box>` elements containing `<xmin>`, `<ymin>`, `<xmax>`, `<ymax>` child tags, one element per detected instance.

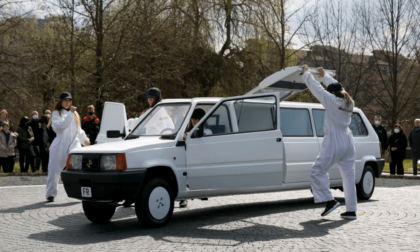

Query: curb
<box><xmin>380</xmin><ymin>174</ymin><xmax>420</xmax><ymax>180</ymax></box>
<box><xmin>0</xmin><ymin>173</ymin><xmax>48</xmax><ymax>177</ymax></box>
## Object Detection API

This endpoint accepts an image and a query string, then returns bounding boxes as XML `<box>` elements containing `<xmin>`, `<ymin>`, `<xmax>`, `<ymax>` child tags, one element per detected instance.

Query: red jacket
<box><xmin>83</xmin><ymin>114</ymin><xmax>100</xmax><ymax>123</ymax></box>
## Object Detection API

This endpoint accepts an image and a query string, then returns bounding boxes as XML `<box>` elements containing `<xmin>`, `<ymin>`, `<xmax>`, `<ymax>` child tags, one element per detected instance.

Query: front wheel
<box><xmin>135</xmin><ymin>177</ymin><xmax>174</xmax><ymax>228</ymax></box>
<box><xmin>82</xmin><ymin>201</ymin><xmax>116</xmax><ymax>223</ymax></box>
<box><xmin>356</xmin><ymin>165</ymin><xmax>375</xmax><ymax>200</ymax></box>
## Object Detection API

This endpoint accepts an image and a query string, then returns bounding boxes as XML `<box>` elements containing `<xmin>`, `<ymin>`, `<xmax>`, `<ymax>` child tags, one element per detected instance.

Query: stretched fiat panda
<box><xmin>61</xmin><ymin>66</ymin><xmax>385</xmax><ymax>228</ymax></box>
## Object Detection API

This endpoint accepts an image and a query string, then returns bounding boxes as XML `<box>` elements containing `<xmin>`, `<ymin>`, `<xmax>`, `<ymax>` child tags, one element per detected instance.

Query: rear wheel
<box><xmin>82</xmin><ymin>201</ymin><xmax>116</xmax><ymax>223</ymax></box>
<box><xmin>135</xmin><ymin>177</ymin><xmax>174</xmax><ymax>228</ymax></box>
<box><xmin>356</xmin><ymin>165</ymin><xmax>375</xmax><ymax>200</ymax></box>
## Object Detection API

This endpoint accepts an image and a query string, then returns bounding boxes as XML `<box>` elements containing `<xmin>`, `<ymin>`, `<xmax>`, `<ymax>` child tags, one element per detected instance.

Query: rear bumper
<box><xmin>376</xmin><ymin>158</ymin><xmax>385</xmax><ymax>177</ymax></box>
<box><xmin>61</xmin><ymin>169</ymin><xmax>146</xmax><ymax>202</ymax></box>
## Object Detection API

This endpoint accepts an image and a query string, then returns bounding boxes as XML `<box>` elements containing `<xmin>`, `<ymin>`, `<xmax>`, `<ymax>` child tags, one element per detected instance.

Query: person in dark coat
<box><xmin>16</xmin><ymin>117</ymin><xmax>35</xmax><ymax>173</ymax></box>
<box><xmin>408</xmin><ymin>119</ymin><xmax>420</xmax><ymax>176</ymax></box>
<box><xmin>387</xmin><ymin>124</ymin><xmax>407</xmax><ymax>175</ymax></box>
<box><xmin>372</xmin><ymin>115</ymin><xmax>388</xmax><ymax>154</ymax></box>
<box><xmin>34</xmin><ymin>116</ymin><xmax>51</xmax><ymax>173</ymax></box>
<box><xmin>82</xmin><ymin>105</ymin><xmax>100</xmax><ymax>145</ymax></box>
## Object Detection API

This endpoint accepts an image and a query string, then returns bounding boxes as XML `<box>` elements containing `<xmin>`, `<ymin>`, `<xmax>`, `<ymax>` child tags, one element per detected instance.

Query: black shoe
<box><xmin>321</xmin><ymin>200</ymin><xmax>340</xmax><ymax>217</ymax></box>
<box><xmin>340</xmin><ymin>212</ymin><xmax>357</xmax><ymax>220</ymax></box>
<box><xmin>47</xmin><ymin>197</ymin><xmax>54</xmax><ymax>202</ymax></box>
<box><xmin>179</xmin><ymin>200</ymin><xmax>188</xmax><ymax>208</ymax></box>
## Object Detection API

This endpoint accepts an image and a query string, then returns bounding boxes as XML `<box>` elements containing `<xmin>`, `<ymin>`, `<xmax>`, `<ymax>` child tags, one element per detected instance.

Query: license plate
<box><xmin>81</xmin><ymin>187</ymin><xmax>92</xmax><ymax>198</ymax></box>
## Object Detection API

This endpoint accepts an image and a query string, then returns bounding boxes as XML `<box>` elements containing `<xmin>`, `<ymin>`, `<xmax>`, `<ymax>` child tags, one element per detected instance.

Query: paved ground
<box><xmin>0</xmin><ymin>178</ymin><xmax>419</xmax><ymax>252</ymax></box>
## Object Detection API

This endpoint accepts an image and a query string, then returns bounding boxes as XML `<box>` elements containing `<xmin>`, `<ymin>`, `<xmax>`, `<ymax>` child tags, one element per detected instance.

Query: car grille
<box><xmin>82</xmin><ymin>154</ymin><xmax>100</xmax><ymax>171</ymax></box>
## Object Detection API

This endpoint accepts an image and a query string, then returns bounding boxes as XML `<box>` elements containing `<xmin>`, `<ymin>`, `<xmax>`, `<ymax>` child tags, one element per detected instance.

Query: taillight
<box><xmin>116</xmin><ymin>154</ymin><xmax>127</xmax><ymax>171</ymax></box>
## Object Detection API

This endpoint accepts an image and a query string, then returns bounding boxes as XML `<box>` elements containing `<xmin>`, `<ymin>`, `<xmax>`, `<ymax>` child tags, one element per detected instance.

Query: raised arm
<box><xmin>301</xmin><ymin>72</ymin><xmax>331</xmax><ymax>106</ymax></box>
<box><xmin>51</xmin><ymin>110</ymin><xmax>74</xmax><ymax>133</ymax></box>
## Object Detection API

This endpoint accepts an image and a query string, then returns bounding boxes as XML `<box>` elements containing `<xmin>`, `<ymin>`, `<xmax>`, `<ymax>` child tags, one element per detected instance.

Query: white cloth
<box><xmin>129</xmin><ymin>107</ymin><xmax>175</xmax><ymax>135</ymax></box>
<box><xmin>127</xmin><ymin>108</ymin><xmax>151</xmax><ymax>132</ymax></box>
<box><xmin>302</xmin><ymin>72</ymin><xmax>357</xmax><ymax>212</ymax></box>
<box><xmin>46</xmin><ymin>110</ymin><xmax>89</xmax><ymax>199</ymax></box>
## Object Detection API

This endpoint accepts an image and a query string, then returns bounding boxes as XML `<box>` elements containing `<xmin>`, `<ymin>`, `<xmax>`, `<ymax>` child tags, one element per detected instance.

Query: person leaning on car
<box><xmin>372</xmin><ymin>115</ymin><xmax>388</xmax><ymax>153</ymax></box>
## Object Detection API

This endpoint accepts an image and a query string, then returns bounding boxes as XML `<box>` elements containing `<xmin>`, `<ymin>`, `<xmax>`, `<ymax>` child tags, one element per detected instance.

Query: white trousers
<box><xmin>46</xmin><ymin>158</ymin><xmax>66</xmax><ymax>200</ymax></box>
<box><xmin>310</xmin><ymin>133</ymin><xmax>358</xmax><ymax>212</ymax></box>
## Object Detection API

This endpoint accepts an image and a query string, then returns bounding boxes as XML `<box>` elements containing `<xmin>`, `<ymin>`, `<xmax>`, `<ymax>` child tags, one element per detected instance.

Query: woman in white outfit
<box><xmin>127</xmin><ymin>87</ymin><xmax>162</xmax><ymax>132</ymax></box>
<box><xmin>46</xmin><ymin>92</ymin><xmax>90</xmax><ymax>202</ymax></box>
<box><xmin>301</xmin><ymin>65</ymin><xmax>357</xmax><ymax>220</ymax></box>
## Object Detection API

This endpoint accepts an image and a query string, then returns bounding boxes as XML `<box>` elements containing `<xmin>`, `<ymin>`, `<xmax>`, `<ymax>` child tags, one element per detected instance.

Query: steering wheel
<box><xmin>160</xmin><ymin>128</ymin><xmax>174</xmax><ymax>134</ymax></box>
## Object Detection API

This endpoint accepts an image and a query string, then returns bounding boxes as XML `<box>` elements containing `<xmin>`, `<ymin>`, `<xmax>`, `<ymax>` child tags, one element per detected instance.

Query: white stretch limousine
<box><xmin>61</xmin><ymin>66</ymin><xmax>384</xmax><ymax>228</ymax></box>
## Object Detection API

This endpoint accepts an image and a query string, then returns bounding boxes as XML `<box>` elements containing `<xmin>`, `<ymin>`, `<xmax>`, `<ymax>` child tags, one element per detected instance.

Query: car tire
<box><xmin>135</xmin><ymin>177</ymin><xmax>174</xmax><ymax>228</ymax></box>
<box><xmin>356</xmin><ymin>165</ymin><xmax>375</xmax><ymax>200</ymax></box>
<box><xmin>82</xmin><ymin>201</ymin><xmax>116</xmax><ymax>223</ymax></box>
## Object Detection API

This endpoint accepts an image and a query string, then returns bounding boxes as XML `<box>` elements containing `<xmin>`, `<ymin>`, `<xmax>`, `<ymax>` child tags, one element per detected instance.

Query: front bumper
<box><xmin>376</xmin><ymin>158</ymin><xmax>385</xmax><ymax>177</ymax></box>
<box><xmin>61</xmin><ymin>169</ymin><xmax>147</xmax><ymax>202</ymax></box>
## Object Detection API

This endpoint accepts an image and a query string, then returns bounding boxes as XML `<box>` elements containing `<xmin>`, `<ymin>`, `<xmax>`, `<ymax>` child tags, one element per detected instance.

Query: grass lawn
<box><xmin>0</xmin><ymin>163</ymin><xmax>44</xmax><ymax>176</ymax></box>
<box><xmin>382</xmin><ymin>159</ymin><xmax>414</xmax><ymax>173</ymax></box>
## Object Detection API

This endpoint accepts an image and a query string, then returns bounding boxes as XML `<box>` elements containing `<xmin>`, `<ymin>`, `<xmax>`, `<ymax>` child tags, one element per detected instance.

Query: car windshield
<box><xmin>129</xmin><ymin>103</ymin><xmax>190</xmax><ymax>136</ymax></box>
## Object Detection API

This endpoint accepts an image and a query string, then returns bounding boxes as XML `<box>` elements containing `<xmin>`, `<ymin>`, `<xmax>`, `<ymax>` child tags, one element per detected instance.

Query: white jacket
<box><xmin>49</xmin><ymin>110</ymin><xmax>89</xmax><ymax>169</ymax></box>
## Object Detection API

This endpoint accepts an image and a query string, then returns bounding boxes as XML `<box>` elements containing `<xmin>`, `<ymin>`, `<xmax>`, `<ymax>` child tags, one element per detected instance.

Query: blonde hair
<box><xmin>87</xmin><ymin>105</ymin><xmax>95</xmax><ymax>110</ymax></box>
<box><xmin>334</xmin><ymin>91</ymin><xmax>354</xmax><ymax>110</ymax></box>
<box><xmin>47</xmin><ymin>99</ymin><xmax>81</xmax><ymax>130</ymax></box>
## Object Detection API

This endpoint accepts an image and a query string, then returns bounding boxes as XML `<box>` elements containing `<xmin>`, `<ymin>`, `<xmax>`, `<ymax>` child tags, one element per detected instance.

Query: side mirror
<box><xmin>192</xmin><ymin>125</ymin><xmax>204</xmax><ymax>138</ymax></box>
<box><xmin>107</xmin><ymin>130</ymin><xmax>125</xmax><ymax>138</ymax></box>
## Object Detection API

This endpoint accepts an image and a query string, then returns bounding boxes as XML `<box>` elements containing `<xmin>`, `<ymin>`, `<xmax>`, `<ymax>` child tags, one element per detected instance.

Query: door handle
<box><xmin>277</xmin><ymin>138</ymin><xmax>282</xmax><ymax>142</ymax></box>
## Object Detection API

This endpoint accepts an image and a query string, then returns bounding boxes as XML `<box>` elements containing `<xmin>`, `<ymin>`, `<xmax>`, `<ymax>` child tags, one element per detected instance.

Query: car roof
<box><xmin>160</xmin><ymin>98</ymin><xmax>362</xmax><ymax>112</ymax></box>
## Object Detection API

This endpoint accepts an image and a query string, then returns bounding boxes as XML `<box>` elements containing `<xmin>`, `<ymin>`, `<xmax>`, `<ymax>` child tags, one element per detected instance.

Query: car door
<box><xmin>185</xmin><ymin>93</ymin><xmax>284</xmax><ymax>194</ymax></box>
<box><xmin>280</xmin><ymin>107</ymin><xmax>320</xmax><ymax>183</ymax></box>
<box><xmin>95</xmin><ymin>102</ymin><xmax>128</xmax><ymax>144</ymax></box>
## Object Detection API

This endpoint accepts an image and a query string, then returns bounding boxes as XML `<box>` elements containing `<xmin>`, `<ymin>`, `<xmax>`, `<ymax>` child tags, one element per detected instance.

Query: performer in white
<box><xmin>46</xmin><ymin>92</ymin><xmax>90</xmax><ymax>202</ymax></box>
<box><xmin>301</xmin><ymin>65</ymin><xmax>357</xmax><ymax>219</ymax></box>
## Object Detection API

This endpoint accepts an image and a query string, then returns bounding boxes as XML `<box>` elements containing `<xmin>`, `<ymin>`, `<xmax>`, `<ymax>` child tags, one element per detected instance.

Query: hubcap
<box><xmin>148</xmin><ymin>187</ymin><xmax>170</xmax><ymax>220</ymax></box>
<box><xmin>363</xmin><ymin>171</ymin><xmax>374</xmax><ymax>195</ymax></box>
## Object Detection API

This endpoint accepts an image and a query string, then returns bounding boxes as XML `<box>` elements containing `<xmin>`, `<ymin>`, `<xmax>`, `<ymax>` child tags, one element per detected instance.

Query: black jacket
<box><xmin>387</xmin><ymin>131</ymin><xmax>407</xmax><ymax>162</ymax></box>
<box><xmin>372</xmin><ymin>124</ymin><xmax>388</xmax><ymax>150</ymax></box>
<box><xmin>82</xmin><ymin>116</ymin><xmax>100</xmax><ymax>144</ymax></box>
<box><xmin>409</xmin><ymin>127</ymin><xmax>420</xmax><ymax>159</ymax></box>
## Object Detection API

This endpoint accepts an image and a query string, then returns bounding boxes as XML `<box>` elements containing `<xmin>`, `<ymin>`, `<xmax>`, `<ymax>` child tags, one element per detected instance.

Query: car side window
<box><xmin>202</xmin><ymin>96</ymin><xmax>277</xmax><ymax>136</ymax></box>
<box><xmin>280</xmin><ymin>108</ymin><xmax>313</xmax><ymax>137</ymax></box>
<box><xmin>350</xmin><ymin>113</ymin><xmax>368</xmax><ymax>136</ymax></box>
<box><xmin>312</xmin><ymin>109</ymin><xmax>325</xmax><ymax>137</ymax></box>
<box><xmin>312</xmin><ymin>109</ymin><xmax>368</xmax><ymax>137</ymax></box>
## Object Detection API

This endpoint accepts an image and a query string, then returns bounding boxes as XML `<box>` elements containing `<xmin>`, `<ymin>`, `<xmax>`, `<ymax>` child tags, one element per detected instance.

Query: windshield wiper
<box><xmin>125</xmin><ymin>135</ymin><xmax>140</xmax><ymax>140</ymax></box>
<box><xmin>160</xmin><ymin>135</ymin><xmax>177</xmax><ymax>140</ymax></box>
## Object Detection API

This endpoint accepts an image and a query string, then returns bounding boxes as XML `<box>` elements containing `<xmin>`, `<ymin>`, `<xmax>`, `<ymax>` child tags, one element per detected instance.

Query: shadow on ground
<box><xmin>27</xmin><ymin>197</ymin><xmax>373</xmax><ymax>246</ymax></box>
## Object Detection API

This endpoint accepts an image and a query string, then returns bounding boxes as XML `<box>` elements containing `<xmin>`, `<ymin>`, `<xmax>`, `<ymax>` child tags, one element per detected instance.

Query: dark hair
<box><xmin>1</xmin><ymin>121</ymin><xmax>9</xmax><ymax>127</ymax></box>
<box><xmin>40</xmin><ymin>115</ymin><xmax>49</xmax><ymax>125</ymax></box>
<box><xmin>393</xmin><ymin>124</ymin><xmax>402</xmax><ymax>130</ymax></box>
<box><xmin>141</xmin><ymin>96</ymin><xmax>163</xmax><ymax>115</ymax></box>
<box><xmin>185</xmin><ymin>109</ymin><xmax>207</xmax><ymax>133</ymax></box>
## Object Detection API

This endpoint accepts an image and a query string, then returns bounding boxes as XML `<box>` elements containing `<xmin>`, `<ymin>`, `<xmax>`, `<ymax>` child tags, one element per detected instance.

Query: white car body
<box><xmin>61</xmin><ymin>66</ymin><xmax>384</xmax><ymax>227</ymax></box>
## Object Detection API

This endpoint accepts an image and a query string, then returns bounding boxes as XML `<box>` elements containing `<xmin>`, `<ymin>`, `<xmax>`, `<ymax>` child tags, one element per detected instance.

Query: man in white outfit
<box><xmin>301</xmin><ymin>65</ymin><xmax>358</xmax><ymax>219</ymax></box>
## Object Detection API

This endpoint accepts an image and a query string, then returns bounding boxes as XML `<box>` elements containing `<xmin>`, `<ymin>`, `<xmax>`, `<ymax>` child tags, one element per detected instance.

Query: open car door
<box><xmin>95</xmin><ymin>102</ymin><xmax>128</xmax><ymax>144</ymax></box>
<box><xmin>246</xmin><ymin>66</ymin><xmax>336</xmax><ymax>101</ymax></box>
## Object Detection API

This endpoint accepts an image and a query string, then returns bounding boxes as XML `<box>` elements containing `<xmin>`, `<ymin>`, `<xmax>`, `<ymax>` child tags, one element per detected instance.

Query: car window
<box><xmin>280</xmin><ymin>108</ymin><xmax>313</xmax><ymax>136</ymax></box>
<box><xmin>201</xmin><ymin>96</ymin><xmax>277</xmax><ymax>136</ymax></box>
<box><xmin>312</xmin><ymin>109</ymin><xmax>325</xmax><ymax>137</ymax></box>
<box><xmin>312</xmin><ymin>109</ymin><xmax>368</xmax><ymax>137</ymax></box>
<box><xmin>131</xmin><ymin>103</ymin><xmax>190</xmax><ymax>136</ymax></box>
<box><xmin>350</xmin><ymin>113</ymin><xmax>368</xmax><ymax>136</ymax></box>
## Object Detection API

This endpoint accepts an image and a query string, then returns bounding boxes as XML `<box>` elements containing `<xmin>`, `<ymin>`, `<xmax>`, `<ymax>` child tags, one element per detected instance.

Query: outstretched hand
<box><xmin>316</xmin><ymin>67</ymin><xmax>325</xmax><ymax>77</ymax></box>
<box><xmin>301</xmin><ymin>64</ymin><xmax>309</xmax><ymax>74</ymax></box>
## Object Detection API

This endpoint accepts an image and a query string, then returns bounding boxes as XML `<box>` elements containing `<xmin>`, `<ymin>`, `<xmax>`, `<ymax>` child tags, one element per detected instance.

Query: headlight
<box><xmin>101</xmin><ymin>155</ymin><xmax>117</xmax><ymax>170</ymax></box>
<box><xmin>66</xmin><ymin>154</ymin><xmax>82</xmax><ymax>170</ymax></box>
<box><xmin>100</xmin><ymin>154</ymin><xmax>127</xmax><ymax>171</ymax></box>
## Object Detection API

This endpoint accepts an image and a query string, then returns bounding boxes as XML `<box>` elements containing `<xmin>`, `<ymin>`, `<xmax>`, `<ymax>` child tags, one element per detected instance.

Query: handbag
<box><xmin>384</xmin><ymin>146</ymin><xmax>392</xmax><ymax>163</ymax></box>
<box><xmin>29</xmin><ymin>144</ymin><xmax>40</xmax><ymax>157</ymax></box>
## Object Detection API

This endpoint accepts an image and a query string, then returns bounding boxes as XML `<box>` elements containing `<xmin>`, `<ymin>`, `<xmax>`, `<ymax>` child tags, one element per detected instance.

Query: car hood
<box><xmin>70</xmin><ymin>137</ymin><xmax>176</xmax><ymax>154</ymax></box>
